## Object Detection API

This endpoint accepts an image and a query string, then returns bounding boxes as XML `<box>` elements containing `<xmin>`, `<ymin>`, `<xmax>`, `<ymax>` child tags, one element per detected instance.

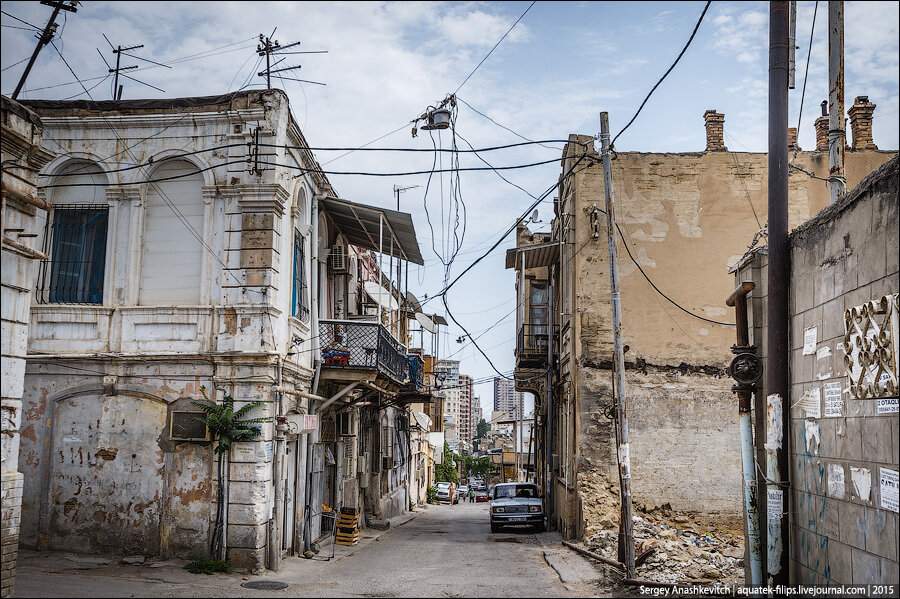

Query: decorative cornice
<box><xmin>105</xmin><ymin>186</ymin><xmax>141</xmax><ymax>203</ymax></box>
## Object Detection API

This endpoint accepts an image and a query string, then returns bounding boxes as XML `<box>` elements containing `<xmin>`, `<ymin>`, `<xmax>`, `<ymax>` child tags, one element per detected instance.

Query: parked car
<box><xmin>457</xmin><ymin>484</ymin><xmax>469</xmax><ymax>503</ymax></box>
<box><xmin>489</xmin><ymin>482</ymin><xmax>544</xmax><ymax>533</ymax></box>
<box><xmin>475</xmin><ymin>489</ymin><xmax>490</xmax><ymax>502</ymax></box>
<box><xmin>435</xmin><ymin>481</ymin><xmax>454</xmax><ymax>504</ymax></box>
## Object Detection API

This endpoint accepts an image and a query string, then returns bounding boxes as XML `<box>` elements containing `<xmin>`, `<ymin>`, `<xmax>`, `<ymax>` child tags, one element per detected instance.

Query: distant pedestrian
<box><xmin>468</xmin><ymin>488</ymin><xmax>475</xmax><ymax>503</ymax></box>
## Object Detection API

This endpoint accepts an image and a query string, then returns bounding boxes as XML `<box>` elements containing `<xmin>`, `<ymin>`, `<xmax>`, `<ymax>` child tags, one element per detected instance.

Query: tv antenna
<box><xmin>256</xmin><ymin>29</ymin><xmax>327</xmax><ymax>89</ymax></box>
<box><xmin>98</xmin><ymin>34</ymin><xmax>168</xmax><ymax>100</ymax></box>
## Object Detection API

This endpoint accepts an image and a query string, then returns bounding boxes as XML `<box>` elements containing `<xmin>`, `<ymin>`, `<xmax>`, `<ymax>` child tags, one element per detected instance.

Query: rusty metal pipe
<box><xmin>727</xmin><ymin>282</ymin><xmax>755</xmax><ymax>348</ymax></box>
<box><xmin>561</xmin><ymin>540</ymin><xmax>625</xmax><ymax>571</ymax></box>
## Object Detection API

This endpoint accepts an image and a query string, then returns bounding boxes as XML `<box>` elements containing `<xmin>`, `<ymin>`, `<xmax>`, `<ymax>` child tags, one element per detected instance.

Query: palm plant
<box><xmin>192</xmin><ymin>386</ymin><xmax>267</xmax><ymax>559</ymax></box>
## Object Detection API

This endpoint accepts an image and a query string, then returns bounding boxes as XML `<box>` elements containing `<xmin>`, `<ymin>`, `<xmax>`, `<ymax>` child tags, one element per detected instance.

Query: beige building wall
<box><xmin>549</xmin><ymin>111</ymin><xmax>894</xmax><ymax>538</ymax></box>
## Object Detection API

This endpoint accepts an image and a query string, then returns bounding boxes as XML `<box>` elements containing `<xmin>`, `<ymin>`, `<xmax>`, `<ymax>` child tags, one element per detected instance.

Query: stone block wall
<box><xmin>736</xmin><ymin>155</ymin><xmax>898</xmax><ymax>585</ymax></box>
<box><xmin>786</xmin><ymin>156</ymin><xmax>898</xmax><ymax>586</ymax></box>
<box><xmin>1</xmin><ymin>96</ymin><xmax>54</xmax><ymax>599</ymax></box>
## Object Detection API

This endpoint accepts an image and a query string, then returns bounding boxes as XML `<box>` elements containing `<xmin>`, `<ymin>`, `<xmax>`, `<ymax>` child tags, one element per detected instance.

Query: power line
<box><xmin>261</xmin><ymin>139</ymin><xmax>574</xmax><ymax>154</ymax></box>
<box><xmin>611</xmin><ymin>0</ymin><xmax>711</xmax><ymax>149</ymax></box>
<box><xmin>0</xmin><ymin>9</ymin><xmax>41</xmax><ymax>30</ymax></box>
<box><xmin>457</xmin><ymin>96</ymin><xmax>564</xmax><ymax>152</ymax></box>
<box><xmin>454</xmin><ymin>1</ymin><xmax>536</xmax><ymax>95</ymax></box>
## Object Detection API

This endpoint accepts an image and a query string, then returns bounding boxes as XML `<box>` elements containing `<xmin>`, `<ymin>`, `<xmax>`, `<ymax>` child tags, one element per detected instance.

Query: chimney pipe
<box><xmin>848</xmin><ymin>96</ymin><xmax>877</xmax><ymax>150</ymax></box>
<box><xmin>704</xmin><ymin>110</ymin><xmax>727</xmax><ymax>152</ymax></box>
<box><xmin>814</xmin><ymin>102</ymin><xmax>830</xmax><ymax>152</ymax></box>
<box><xmin>787</xmin><ymin>127</ymin><xmax>800</xmax><ymax>152</ymax></box>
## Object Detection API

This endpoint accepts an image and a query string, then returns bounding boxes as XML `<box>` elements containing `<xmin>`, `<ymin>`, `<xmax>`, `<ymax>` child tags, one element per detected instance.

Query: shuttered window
<box><xmin>140</xmin><ymin>161</ymin><xmax>204</xmax><ymax>305</ymax></box>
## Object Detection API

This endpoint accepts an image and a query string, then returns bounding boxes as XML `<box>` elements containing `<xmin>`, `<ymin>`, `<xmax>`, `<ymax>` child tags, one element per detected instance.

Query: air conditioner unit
<box><xmin>330</xmin><ymin>244</ymin><xmax>348</xmax><ymax>274</ymax></box>
<box><xmin>170</xmin><ymin>411</ymin><xmax>209</xmax><ymax>442</ymax></box>
<box><xmin>337</xmin><ymin>412</ymin><xmax>357</xmax><ymax>437</ymax></box>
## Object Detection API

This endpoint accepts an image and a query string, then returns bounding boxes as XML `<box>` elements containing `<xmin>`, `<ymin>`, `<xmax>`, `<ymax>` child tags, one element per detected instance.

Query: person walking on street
<box><xmin>468</xmin><ymin>488</ymin><xmax>475</xmax><ymax>503</ymax></box>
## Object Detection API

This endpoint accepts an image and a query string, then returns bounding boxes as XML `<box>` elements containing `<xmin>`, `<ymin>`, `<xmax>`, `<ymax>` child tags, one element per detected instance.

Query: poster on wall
<box><xmin>881</xmin><ymin>468</ymin><xmax>899</xmax><ymax>513</ymax></box>
<box><xmin>823</xmin><ymin>382</ymin><xmax>843</xmax><ymax>417</ymax></box>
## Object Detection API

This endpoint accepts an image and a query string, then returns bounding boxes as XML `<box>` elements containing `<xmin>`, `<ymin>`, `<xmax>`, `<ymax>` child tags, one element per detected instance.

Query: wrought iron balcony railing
<box><xmin>319</xmin><ymin>319</ymin><xmax>410</xmax><ymax>384</ymax></box>
<box><xmin>516</xmin><ymin>323</ymin><xmax>551</xmax><ymax>362</ymax></box>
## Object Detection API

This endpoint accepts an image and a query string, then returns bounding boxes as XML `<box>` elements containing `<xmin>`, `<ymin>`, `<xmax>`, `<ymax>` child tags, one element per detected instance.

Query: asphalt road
<box><xmin>15</xmin><ymin>501</ymin><xmax>604</xmax><ymax>598</ymax></box>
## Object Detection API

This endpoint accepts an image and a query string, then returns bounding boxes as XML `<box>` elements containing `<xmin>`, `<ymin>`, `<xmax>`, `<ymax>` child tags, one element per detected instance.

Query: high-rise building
<box><xmin>435</xmin><ymin>360</ymin><xmax>461</xmax><ymax>443</ymax></box>
<box><xmin>493</xmin><ymin>377</ymin><xmax>522</xmax><ymax>419</ymax></box>
<box><xmin>458</xmin><ymin>374</ymin><xmax>473</xmax><ymax>447</ymax></box>
<box><xmin>472</xmin><ymin>395</ymin><xmax>482</xmax><ymax>434</ymax></box>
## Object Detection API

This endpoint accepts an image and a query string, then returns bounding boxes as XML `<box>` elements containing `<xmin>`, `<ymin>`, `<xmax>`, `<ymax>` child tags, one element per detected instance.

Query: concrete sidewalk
<box><xmin>14</xmin><ymin>509</ymin><xmax>422</xmax><ymax>598</ymax></box>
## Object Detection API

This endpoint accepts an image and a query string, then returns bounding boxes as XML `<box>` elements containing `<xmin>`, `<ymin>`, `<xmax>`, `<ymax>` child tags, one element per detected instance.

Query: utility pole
<box><xmin>599</xmin><ymin>111</ymin><xmax>635</xmax><ymax>580</ymax></box>
<box><xmin>766</xmin><ymin>1</ymin><xmax>791</xmax><ymax>588</ymax></box>
<box><xmin>11</xmin><ymin>0</ymin><xmax>78</xmax><ymax>100</ymax></box>
<box><xmin>111</xmin><ymin>42</ymin><xmax>142</xmax><ymax>100</ymax></box>
<box><xmin>828</xmin><ymin>1</ymin><xmax>845</xmax><ymax>204</ymax></box>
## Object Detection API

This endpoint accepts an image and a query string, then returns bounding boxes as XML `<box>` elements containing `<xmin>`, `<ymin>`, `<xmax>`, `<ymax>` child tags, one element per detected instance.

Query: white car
<box><xmin>457</xmin><ymin>485</ymin><xmax>469</xmax><ymax>502</ymax></box>
<box><xmin>435</xmin><ymin>482</ymin><xmax>454</xmax><ymax>503</ymax></box>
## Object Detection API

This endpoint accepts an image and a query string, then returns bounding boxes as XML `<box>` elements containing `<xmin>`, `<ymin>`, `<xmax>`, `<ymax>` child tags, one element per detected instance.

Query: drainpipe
<box><xmin>726</xmin><ymin>282</ymin><xmax>763</xmax><ymax>587</ymax></box>
<box><xmin>767</xmin><ymin>2</ymin><xmax>791</xmax><ymax>587</ymax></box>
<box><xmin>268</xmin><ymin>355</ymin><xmax>285</xmax><ymax>570</ymax></box>
<box><xmin>545</xmin><ymin>281</ymin><xmax>553</xmax><ymax>530</ymax></box>
<box><xmin>303</xmin><ymin>191</ymin><xmax>322</xmax><ymax>554</ymax></box>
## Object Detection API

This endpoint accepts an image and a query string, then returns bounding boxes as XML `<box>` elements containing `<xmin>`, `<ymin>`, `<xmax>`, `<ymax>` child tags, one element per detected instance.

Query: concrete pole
<box><xmin>767</xmin><ymin>2</ymin><xmax>791</xmax><ymax>587</ymax></box>
<box><xmin>828</xmin><ymin>1</ymin><xmax>845</xmax><ymax>204</ymax></box>
<box><xmin>599</xmin><ymin>111</ymin><xmax>635</xmax><ymax>579</ymax></box>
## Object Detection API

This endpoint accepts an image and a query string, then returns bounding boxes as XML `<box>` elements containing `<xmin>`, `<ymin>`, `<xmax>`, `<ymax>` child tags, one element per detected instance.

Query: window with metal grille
<box><xmin>292</xmin><ymin>229</ymin><xmax>310</xmax><ymax>322</ymax></box>
<box><xmin>37</xmin><ymin>204</ymin><xmax>108</xmax><ymax>304</ymax></box>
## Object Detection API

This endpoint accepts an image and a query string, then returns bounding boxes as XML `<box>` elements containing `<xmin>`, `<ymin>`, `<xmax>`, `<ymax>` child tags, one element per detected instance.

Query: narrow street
<box><xmin>14</xmin><ymin>502</ymin><xmax>609</xmax><ymax>598</ymax></box>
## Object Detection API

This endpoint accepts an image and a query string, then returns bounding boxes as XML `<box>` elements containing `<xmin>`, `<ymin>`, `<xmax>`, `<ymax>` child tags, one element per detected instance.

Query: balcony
<box><xmin>516</xmin><ymin>323</ymin><xmax>551</xmax><ymax>368</ymax></box>
<box><xmin>319</xmin><ymin>319</ymin><xmax>413</xmax><ymax>386</ymax></box>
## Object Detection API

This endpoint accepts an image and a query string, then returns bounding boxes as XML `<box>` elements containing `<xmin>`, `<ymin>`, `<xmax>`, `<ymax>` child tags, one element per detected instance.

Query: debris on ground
<box><xmin>584</xmin><ymin>504</ymin><xmax>745</xmax><ymax>586</ymax></box>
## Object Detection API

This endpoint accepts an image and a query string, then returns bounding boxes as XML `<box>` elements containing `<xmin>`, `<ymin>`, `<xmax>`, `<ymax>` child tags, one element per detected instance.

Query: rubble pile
<box><xmin>585</xmin><ymin>507</ymin><xmax>745</xmax><ymax>586</ymax></box>
<box><xmin>579</xmin><ymin>470</ymin><xmax>621</xmax><ymax>536</ymax></box>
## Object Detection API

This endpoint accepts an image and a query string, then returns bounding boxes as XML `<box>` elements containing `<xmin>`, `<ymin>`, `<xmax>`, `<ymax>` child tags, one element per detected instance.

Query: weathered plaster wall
<box><xmin>560</xmin><ymin>132</ymin><xmax>893</xmax><ymax>533</ymax></box>
<box><xmin>736</xmin><ymin>155</ymin><xmax>898</xmax><ymax>585</ymax></box>
<box><xmin>1</xmin><ymin>96</ymin><xmax>54</xmax><ymax>598</ymax></box>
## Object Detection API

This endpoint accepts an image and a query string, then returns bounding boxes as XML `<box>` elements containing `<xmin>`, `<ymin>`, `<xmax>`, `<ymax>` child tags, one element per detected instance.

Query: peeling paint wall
<box><xmin>553</xmin><ymin>133</ymin><xmax>893</xmax><ymax>539</ymax></box>
<box><xmin>1</xmin><ymin>96</ymin><xmax>54</xmax><ymax>598</ymax></box>
<box><xmin>737</xmin><ymin>155</ymin><xmax>898</xmax><ymax>585</ymax></box>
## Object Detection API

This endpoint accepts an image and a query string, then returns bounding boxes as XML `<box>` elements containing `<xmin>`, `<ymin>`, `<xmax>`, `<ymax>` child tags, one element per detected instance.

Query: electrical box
<box><xmin>170</xmin><ymin>411</ymin><xmax>209</xmax><ymax>442</ymax></box>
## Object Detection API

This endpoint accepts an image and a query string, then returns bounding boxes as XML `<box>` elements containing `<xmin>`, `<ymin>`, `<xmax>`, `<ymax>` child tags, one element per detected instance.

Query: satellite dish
<box><xmin>531</xmin><ymin>209</ymin><xmax>539</xmax><ymax>222</ymax></box>
<box><xmin>415</xmin><ymin>312</ymin><xmax>438</xmax><ymax>334</ymax></box>
<box><xmin>363</xmin><ymin>281</ymin><xmax>400</xmax><ymax>311</ymax></box>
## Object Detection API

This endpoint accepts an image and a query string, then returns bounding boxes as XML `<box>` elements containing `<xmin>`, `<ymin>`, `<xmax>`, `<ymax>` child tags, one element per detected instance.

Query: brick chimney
<box><xmin>848</xmin><ymin>96</ymin><xmax>877</xmax><ymax>150</ymax></box>
<box><xmin>788</xmin><ymin>127</ymin><xmax>800</xmax><ymax>152</ymax></box>
<box><xmin>704</xmin><ymin>110</ymin><xmax>726</xmax><ymax>152</ymax></box>
<box><xmin>814</xmin><ymin>100</ymin><xmax>829</xmax><ymax>152</ymax></box>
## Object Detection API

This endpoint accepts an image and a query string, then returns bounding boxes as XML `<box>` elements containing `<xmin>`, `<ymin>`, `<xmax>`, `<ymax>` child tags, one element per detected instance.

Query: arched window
<box><xmin>38</xmin><ymin>160</ymin><xmax>109</xmax><ymax>304</ymax></box>
<box><xmin>140</xmin><ymin>160</ymin><xmax>204</xmax><ymax>305</ymax></box>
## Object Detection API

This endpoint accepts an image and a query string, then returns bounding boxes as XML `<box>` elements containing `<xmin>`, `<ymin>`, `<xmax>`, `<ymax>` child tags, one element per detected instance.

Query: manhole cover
<box><xmin>241</xmin><ymin>581</ymin><xmax>289</xmax><ymax>590</ymax></box>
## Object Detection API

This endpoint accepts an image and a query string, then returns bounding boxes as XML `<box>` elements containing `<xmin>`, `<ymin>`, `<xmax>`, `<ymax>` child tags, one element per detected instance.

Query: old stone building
<box><xmin>1</xmin><ymin>95</ymin><xmax>55</xmax><ymax>599</ymax></box>
<box><xmin>15</xmin><ymin>89</ymin><xmax>432</xmax><ymax>571</ymax></box>
<box><xmin>510</xmin><ymin>100</ymin><xmax>896</xmax><ymax>540</ymax></box>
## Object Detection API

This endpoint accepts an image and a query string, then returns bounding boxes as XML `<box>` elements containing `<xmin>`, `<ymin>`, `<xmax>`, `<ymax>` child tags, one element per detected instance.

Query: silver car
<box><xmin>489</xmin><ymin>482</ymin><xmax>544</xmax><ymax>533</ymax></box>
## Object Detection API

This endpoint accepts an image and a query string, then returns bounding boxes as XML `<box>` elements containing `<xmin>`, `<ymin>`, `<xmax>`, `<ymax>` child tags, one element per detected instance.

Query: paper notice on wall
<box><xmin>823</xmin><ymin>382</ymin><xmax>843</xmax><ymax>417</ymax></box>
<box><xmin>800</xmin><ymin>388</ymin><xmax>821</xmax><ymax>419</ymax></box>
<box><xmin>877</xmin><ymin>397</ymin><xmax>899</xmax><ymax>414</ymax></box>
<box><xmin>767</xmin><ymin>489</ymin><xmax>783</xmax><ymax>520</ymax></box>
<box><xmin>880</xmin><ymin>468</ymin><xmax>899</xmax><ymax>513</ymax></box>
<box><xmin>816</xmin><ymin>345</ymin><xmax>834</xmax><ymax>380</ymax></box>
<box><xmin>803</xmin><ymin>327</ymin><xmax>818</xmax><ymax>355</ymax></box>
<box><xmin>828</xmin><ymin>463</ymin><xmax>845</xmax><ymax>499</ymax></box>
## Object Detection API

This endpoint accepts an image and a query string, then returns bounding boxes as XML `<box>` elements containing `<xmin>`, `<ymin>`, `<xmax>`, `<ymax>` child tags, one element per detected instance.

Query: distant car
<box><xmin>489</xmin><ymin>482</ymin><xmax>544</xmax><ymax>533</ymax></box>
<box><xmin>457</xmin><ymin>484</ymin><xmax>469</xmax><ymax>501</ymax></box>
<box><xmin>475</xmin><ymin>490</ymin><xmax>490</xmax><ymax>503</ymax></box>
<box><xmin>435</xmin><ymin>482</ymin><xmax>454</xmax><ymax>503</ymax></box>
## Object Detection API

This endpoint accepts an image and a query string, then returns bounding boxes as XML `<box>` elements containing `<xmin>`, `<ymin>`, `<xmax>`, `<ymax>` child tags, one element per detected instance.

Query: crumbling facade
<box><xmin>15</xmin><ymin>89</ymin><xmax>433</xmax><ymax>572</ymax></box>
<box><xmin>1</xmin><ymin>95</ymin><xmax>55</xmax><ymax>599</ymax></box>
<box><xmin>511</xmin><ymin>104</ymin><xmax>895</xmax><ymax>540</ymax></box>
<box><xmin>733</xmin><ymin>155</ymin><xmax>898</xmax><ymax>585</ymax></box>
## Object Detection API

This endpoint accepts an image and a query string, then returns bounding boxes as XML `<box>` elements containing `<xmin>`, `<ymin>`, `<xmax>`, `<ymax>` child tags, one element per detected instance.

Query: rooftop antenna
<box><xmin>257</xmin><ymin>31</ymin><xmax>328</xmax><ymax>89</ymax></box>
<box><xmin>100</xmin><ymin>34</ymin><xmax>168</xmax><ymax>100</ymax></box>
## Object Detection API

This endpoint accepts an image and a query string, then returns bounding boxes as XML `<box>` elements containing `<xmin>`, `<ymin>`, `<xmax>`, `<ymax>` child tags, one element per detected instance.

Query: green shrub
<box><xmin>184</xmin><ymin>556</ymin><xmax>231</xmax><ymax>575</ymax></box>
<box><xmin>426</xmin><ymin>485</ymin><xmax>438</xmax><ymax>505</ymax></box>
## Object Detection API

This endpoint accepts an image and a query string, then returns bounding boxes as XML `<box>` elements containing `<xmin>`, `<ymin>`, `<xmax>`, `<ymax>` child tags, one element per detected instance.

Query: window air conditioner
<box><xmin>330</xmin><ymin>244</ymin><xmax>348</xmax><ymax>274</ymax></box>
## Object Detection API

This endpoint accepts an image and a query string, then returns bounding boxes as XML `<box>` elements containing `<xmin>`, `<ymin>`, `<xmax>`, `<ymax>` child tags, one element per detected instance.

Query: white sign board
<box><xmin>800</xmin><ymin>388</ymin><xmax>821</xmax><ymax>419</ymax></box>
<box><xmin>767</xmin><ymin>489</ymin><xmax>783</xmax><ymax>520</ymax></box>
<box><xmin>877</xmin><ymin>397</ymin><xmax>899</xmax><ymax>414</ymax></box>
<box><xmin>803</xmin><ymin>327</ymin><xmax>818</xmax><ymax>355</ymax></box>
<box><xmin>880</xmin><ymin>468</ymin><xmax>899</xmax><ymax>513</ymax></box>
<box><xmin>823</xmin><ymin>382</ymin><xmax>843</xmax><ymax>417</ymax></box>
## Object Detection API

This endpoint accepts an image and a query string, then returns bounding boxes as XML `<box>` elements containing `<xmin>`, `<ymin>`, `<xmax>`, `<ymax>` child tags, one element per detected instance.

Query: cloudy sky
<box><xmin>3</xmin><ymin>1</ymin><xmax>898</xmax><ymax>421</ymax></box>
